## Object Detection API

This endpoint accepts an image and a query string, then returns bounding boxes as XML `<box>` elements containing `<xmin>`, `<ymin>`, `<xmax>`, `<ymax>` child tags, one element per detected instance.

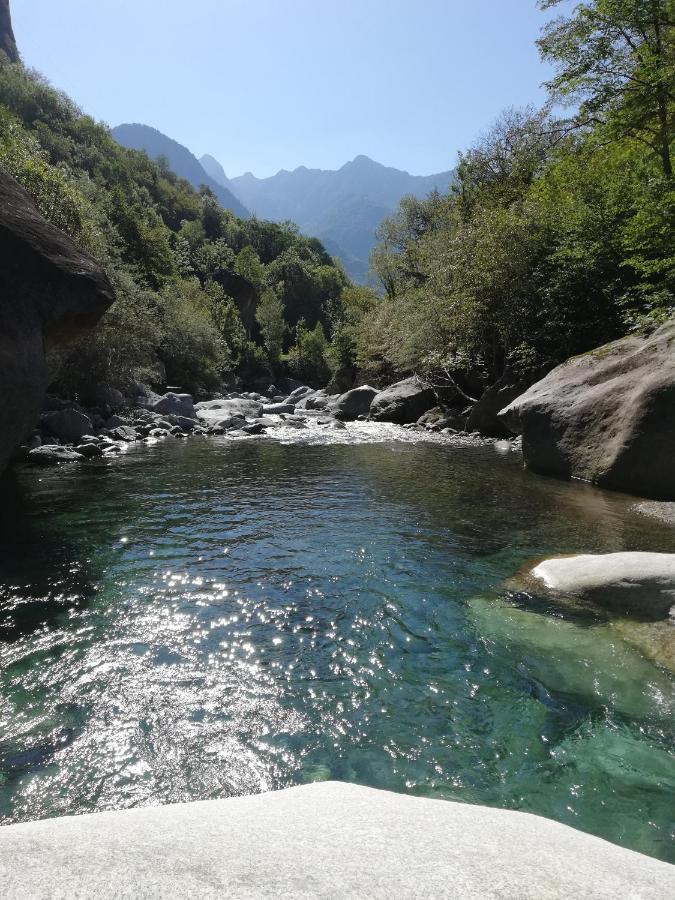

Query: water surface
<box><xmin>0</xmin><ymin>428</ymin><xmax>673</xmax><ymax>861</ymax></box>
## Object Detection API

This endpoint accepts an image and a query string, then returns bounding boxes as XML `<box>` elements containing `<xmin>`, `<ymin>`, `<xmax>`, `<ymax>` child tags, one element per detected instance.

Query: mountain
<box><xmin>223</xmin><ymin>155</ymin><xmax>454</xmax><ymax>282</ymax></box>
<box><xmin>200</xmin><ymin>153</ymin><xmax>232</xmax><ymax>190</ymax></box>
<box><xmin>111</xmin><ymin>124</ymin><xmax>249</xmax><ymax>218</ymax></box>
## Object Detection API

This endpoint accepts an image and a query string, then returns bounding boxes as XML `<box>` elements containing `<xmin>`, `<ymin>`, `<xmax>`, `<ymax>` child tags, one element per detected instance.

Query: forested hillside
<box><xmin>0</xmin><ymin>60</ymin><xmax>349</xmax><ymax>398</ymax></box>
<box><xmin>111</xmin><ymin>123</ymin><xmax>250</xmax><ymax>218</ymax></box>
<box><xmin>0</xmin><ymin>0</ymin><xmax>671</xmax><ymax>405</ymax></box>
<box><xmin>347</xmin><ymin>0</ymin><xmax>675</xmax><ymax>389</ymax></box>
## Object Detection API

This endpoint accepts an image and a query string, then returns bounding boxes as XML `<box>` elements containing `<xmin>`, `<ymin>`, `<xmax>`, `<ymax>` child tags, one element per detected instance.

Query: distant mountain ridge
<box><xmin>111</xmin><ymin>124</ymin><xmax>249</xmax><ymax>218</ymax></box>
<box><xmin>218</xmin><ymin>155</ymin><xmax>455</xmax><ymax>282</ymax></box>
<box><xmin>112</xmin><ymin>120</ymin><xmax>454</xmax><ymax>282</ymax></box>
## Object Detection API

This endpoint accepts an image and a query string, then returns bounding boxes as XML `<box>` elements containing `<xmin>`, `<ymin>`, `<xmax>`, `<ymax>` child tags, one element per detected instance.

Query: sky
<box><xmin>11</xmin><ymin>0</ymin><xmax>572</xmax><ymax>179</ymax></box>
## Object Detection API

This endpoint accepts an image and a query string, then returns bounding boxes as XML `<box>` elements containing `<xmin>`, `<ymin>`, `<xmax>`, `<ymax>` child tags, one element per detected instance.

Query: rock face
<box><xmin>500</xmin><ymin>323</ymin><xmax>675</xmax><ymax>499</ymax></box>
<box><xmin>466</xmin><ymin>369</ymin><xmax>526</xmax><ymax>438</ymax></box>
<box><xmin>530</xmin><ymin>552</ymin><xmax>675</xmax><ymax>620</ymax></box>
<box><xmin>0</xmin><ymin>0</ymin><xmax>18</xmax><ymax>63</ymax></box>
<box><xmin>332</xmin><ymin>385</ymin><xmax>378</xmax><ymax>421</ymax></box>
<box><xmin>0</xmin><ymin>782</ymin><xmax>672</xmax><ymax>900</ymax></box>
<box><xmin>370</xmin><ymin>377</ymin><xmax>436</xmax><ymax>424</ymax></box>
<box><xmin>0</xmin><ymin>170</ymin><xmax>114</xmax><ymax>474</ymax></box>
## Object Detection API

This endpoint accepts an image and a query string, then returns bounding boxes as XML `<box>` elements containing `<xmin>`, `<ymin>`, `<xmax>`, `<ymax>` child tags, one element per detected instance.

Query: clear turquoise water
<box><xmin>0</xmin><ymin>430</ymin><xmax>674</xmax><ymax>861</ymax></box>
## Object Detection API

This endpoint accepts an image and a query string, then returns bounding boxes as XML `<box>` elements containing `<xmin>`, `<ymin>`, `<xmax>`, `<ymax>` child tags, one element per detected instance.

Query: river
<box><xmin>0</xmin><ymin>425</ymin><xmax>673</xmax><ymax>861</ymax></box>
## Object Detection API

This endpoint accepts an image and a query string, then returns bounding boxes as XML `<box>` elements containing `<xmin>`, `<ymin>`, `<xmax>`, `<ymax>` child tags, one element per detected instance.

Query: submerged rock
<box><xmin>500</xmin><ymin>322</ymin><xmax>675</xmax><ymax>499</ymax></box>
<box><xmin>333</xmin><ymin>385</ymin><xmax>378</xmax><ymax>421</ymax></box>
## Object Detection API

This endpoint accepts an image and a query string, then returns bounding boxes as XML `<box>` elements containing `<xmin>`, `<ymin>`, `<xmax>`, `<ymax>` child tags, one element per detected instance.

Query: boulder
<box><xmin>500</xmin><ymin>322</ymin><xmax>675</xmax><ymax>499</ymax></box>
<box><xmin>41</xmin><ymin>409</ymin><xmax>93</xmax><ymax>443</ymax></box>
<box><xmin>27</xmin><ymin>445</ymin><xmax>84</xmax><ymax>466</ymax></box>
<box><xmin>263</xmin><ymin>403</ymin><xmax>296</xmax><ymax>415</ymax></box>
<box><xmin>333</xmin><ymin>386</ymin><xmax>378</xmax><ymax>421</ymax></box>
<box><xmin>195</xmin><ymin>399</ymin><xmax>263</xmax><ymax>421</ymax></box>
<box><xmin>529</xmin><ymin>552</ymin><xmax>675</xmax><ymax>620</ymax></box>
<box><xmin>370</xmin><ymin>377</ymin><xmax>437</xmax><ymax>424</ymax></box>
<box><xmin>0</xmin><ymin>782</ymin><xmax>672</xmax><ymax>900</ymax></box>
<box><xmin>107</xmin><ymin>426</ymin><xmax>138</xmax><ymax>443</ymax></box>
<box><xmin>0</xmin><ymin>170</ymin><xmax>113</xmax><ymax>473</ymax></box>
<box><xmin>466</xmin><ymin>369</ymin><xmax>527</xmax><ymax>438</ymax></box>
<box><xmin>150</xmin><ymin>392</ymin><xmax>195</xmax><ymax>419</ymax></box>
<box><xmin>75</xmin><ymin>443</ymin><xmax>104</xmax><ymax>458</ymax></box>
<box><xmin>288</xmin><ymin>385</ymin><xmax>314</xmax><ymax>402</ymax></box>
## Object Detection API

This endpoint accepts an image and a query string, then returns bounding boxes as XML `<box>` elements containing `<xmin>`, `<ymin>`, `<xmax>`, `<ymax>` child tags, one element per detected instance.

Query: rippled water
<box><xmin>0</xmin><ymin>426</ymin><xmax>674</xmax><ymax>861</ymax></box>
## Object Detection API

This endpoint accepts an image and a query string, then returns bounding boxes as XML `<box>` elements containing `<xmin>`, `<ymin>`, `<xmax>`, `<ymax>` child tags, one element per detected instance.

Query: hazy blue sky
<box><xmin>12</xmin><ymin>1</ymin><xmax>572</xmax><ymax>178</ymax></box>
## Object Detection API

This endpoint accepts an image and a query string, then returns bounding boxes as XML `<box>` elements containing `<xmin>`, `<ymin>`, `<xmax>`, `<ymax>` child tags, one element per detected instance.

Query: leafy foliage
<box><xmin>362</xmin><ymin>1</ymin><xmax>674</xmax><ymax>385</ymax></box>
<box><xmin>0</xmin><ymin>60</ymin><xmax>348</xmax><ymax>397</ymax></box>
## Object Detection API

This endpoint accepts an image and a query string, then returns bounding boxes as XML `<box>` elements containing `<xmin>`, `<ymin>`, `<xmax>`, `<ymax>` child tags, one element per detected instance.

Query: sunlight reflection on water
<box><xmin>0</xmin><ymin>429</ymin><xmax>673</xmax><ymax>861</ymax></box>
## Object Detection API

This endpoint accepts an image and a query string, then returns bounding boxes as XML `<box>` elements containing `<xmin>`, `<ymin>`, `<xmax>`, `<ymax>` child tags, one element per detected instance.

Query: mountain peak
<box><xmin>112</xmin><ymin>124</ymin><xmax>249</xmax><ymax>218</ymax></box>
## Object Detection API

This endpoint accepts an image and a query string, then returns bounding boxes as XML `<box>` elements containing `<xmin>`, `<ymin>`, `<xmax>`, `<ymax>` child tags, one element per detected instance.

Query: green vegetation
<box><xmin>0</xmin><ymin>62</ymin><xmax>348</xmax><ymax>397</ymax></box>
<box><xmin>1</xmin><ymin>0</ymin><xmax>672</xmax><ymax>400</ymax></box>
<box><xmin>360</xmin><ymin>0</ymin><xmax>674</xmax><ymax>385</ymax></box>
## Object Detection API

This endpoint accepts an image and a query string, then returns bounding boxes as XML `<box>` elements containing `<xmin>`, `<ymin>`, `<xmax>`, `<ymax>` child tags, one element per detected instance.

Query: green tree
<box><xmin>538</xmin><ymin>0</ymin><xmax>675</xmax><ymax>176</ymax></box>
<box><xmin>256</xmin><ymin>285</ymin><xmax>287</xmax><ymax>362</ymax></box>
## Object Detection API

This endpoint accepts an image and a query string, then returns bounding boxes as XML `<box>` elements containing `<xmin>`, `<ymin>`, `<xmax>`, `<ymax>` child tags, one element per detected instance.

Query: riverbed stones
<box><xmin>370</xmin><ymin>377</ymin><xmax>437</xmax><ymax>424</ymax></box>
<box><xmin>529</xmin><ymin>552</ymin><xmax>675</xmax><ymax>620</ymax></box>
<box><xmin>333</xmin><ymin>385</ymin><xmax>378</xmax><ymax>421</ymax></box>
<box><xmin>41</xmin><ymin>409</ymin><xmax>93</xmax><ymax>443</ymax></box>
<box><xmin>500</xmin><ymin>321</ymin><xmax>675</xmax><ymax>499</ymax></box>
<box><xmin>0</xmin><ymin>782</ymin><xmax>672</xmax><ymax>900</ymax></box>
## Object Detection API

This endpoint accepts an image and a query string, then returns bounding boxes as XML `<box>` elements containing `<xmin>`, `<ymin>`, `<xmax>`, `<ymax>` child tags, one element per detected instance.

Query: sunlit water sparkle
<box><xmin>0</xmin><ymin>425</ymin><xmax>673</xmax><ymax>861</ymax></box>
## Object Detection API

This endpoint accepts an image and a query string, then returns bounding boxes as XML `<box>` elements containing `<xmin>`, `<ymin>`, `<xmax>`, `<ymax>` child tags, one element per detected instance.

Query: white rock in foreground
<box><xmin>531</xmin><ymin>552</ymin><xmax>675</xmax><ymax>618</ymax></box>
<box><xmin>1</xmin><ymin>782</ymin><xmax>673</xmax><ymax>899</ymax></box>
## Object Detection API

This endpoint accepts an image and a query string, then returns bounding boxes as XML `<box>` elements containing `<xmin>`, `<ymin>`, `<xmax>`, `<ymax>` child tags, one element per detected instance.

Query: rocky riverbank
<box><xmin>15</xmin><ymin>377</ymin><xmax>516</xmax><ymax>468</ymax></box>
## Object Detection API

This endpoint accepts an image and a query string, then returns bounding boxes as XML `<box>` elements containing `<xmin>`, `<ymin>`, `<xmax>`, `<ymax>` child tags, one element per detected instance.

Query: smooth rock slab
<box><xmin>531</xmin><ymin>552</ymin><xmax>675</xmax><ymax>620</ymax></box>
<box><xmin>0</xmin><ymin>782</ymin><xmax>672</xmax><ymax>899</ymax></box>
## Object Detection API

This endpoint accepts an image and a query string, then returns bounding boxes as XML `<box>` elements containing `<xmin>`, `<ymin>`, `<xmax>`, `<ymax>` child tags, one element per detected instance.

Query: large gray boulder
<box><xmin>0</xmin><ymin>782</ymin><xmax>672</xmax><ymax>899</ymax></box>
<box><xmin>466</xmin><ymin>369</ymin><xmax>527</xmax><ymax>438</ymax></box>
<box><xmin>370</xmin><ymin>377</ymin><xmax>436</xmax><ymax>424</ymax></box>
<box><xmin>500</xmin><ymin>322</ymin><xmax>675</xmax><ymax>499</ymax></box>
<box><xmin>41</xmin><ymin>408</ymin><xmax>93</xmax><ymax>443</ymax></box>
<box><xmin>150</xmin><ymin>392</ymin><xmax>195</xmax><ymax>419</ymax></box>
<box><xmin>0</xmin><ymin>169</ymin><xmax>113</xmax><ymax>474</ymax></box>
<box><xmin>333</xmin><ymin>385</ymin><xmax>378</xmax><ymax>421</ymax></box>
